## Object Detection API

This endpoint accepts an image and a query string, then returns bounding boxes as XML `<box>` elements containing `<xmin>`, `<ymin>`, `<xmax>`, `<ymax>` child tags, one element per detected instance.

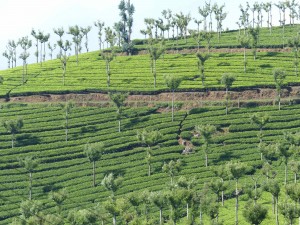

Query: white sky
<box><xmin>0</xmin><ymin>0</ymin><xmax>283</xmax><ymax>70</ymax></box>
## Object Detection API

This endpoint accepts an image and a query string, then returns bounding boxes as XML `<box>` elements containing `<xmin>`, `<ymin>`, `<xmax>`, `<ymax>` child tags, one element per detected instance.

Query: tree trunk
<box><xmin>22</xmin><ymin>61</ymin><xmax>25</xmax><ymax>85</ymax></box>
<box><xmin>275</xmin><ymin>196</ymin><xmax>279</xmax><ymax>225</ymax></box>
<box><xmin>244</xmin><ymin>48</ymin><xmax>246</xmax><ymax>73</ymax></box>
<box><xmin>187</xmin><ymin>202</ymin><xmax>189</xmax><ymax>220</ymax></box>
<box><xmin>113</xmin><ymin>214</ymin><xmax>116</xmax><ymax>225</ymax></box>
<box><xmin>93</xmin><ymin>161</ymin><xmax>96</xmax><ymax>187</ymax></box>
<box><xmin>235</xmin><ymin>179</ymin><xmax>239</xmax><ymax>225</ymax></box>
<box><xmin>225</xmin><ymin>88</ymin><xmax>228</xmax><ymax>115</ymax></box>
<box><xmin>221</xmin><ymin>178</ymin><xmax>224</xmax><ymax>206</ymax></box>
<box><xmin>40</xmin><ymin>41</ymin><xmax>43</xmax><ymax>66</ymax></box>
<box><xmin>153</xmin><ymin>60</ymin><xmax>157</xmax><ymax>88</ymax></box>
<box><xmin>285</xmin><ymin>163</ymin><xmax>287</xmax><ymax>185</ymax></box>
<box><xmin>205</xmin><ymin>153</ymin><xmax>208</xmax><ymax>167</ymax></box>
<box><xmin>106</xmin><ymin>61</ymin><xmax>110</xmax><ymax>87</ymax></box>
<box><xmin>172</xmin><ymin>90</ymin><xmax>174</xmax><ymax>122</ymax></box>
<box><xmin>159</xmin><ymin>207</ymin><xmax>162</xmax><ymax>225</ymax></box>
<box><xmin>12</xmin><ymin>133</ymin><xmax>14</xmax><ymax>149</ymax></box>
<box><xmin>278</xmin><ymin>92</ymin><xmax>281</xmax><ymax>111</ymax></box>
<box><xmin>29</xmin><ymin>172</ymin><xmax>32</xmax><ymax>200</ymax></box>
<box><xmin>148</xmin><ymin>163</ymin><xmax>151</xmax><ymax>176</ymax></box>
<box><xmin>118</xmin><ymin>120</ymin><xmax>121</xmax><ymax>133</ymax></box>
<box><xmin>65</xmin><ymin>111</ymin><xmax>68</xmax><ymax>142</ymax></box>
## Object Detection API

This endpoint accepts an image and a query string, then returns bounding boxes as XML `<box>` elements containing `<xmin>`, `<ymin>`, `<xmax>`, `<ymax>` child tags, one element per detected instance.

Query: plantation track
<box><xmin>2</xmin><ymin>85</ymin><xmax>300</xmax><ymax>106</ymax></box>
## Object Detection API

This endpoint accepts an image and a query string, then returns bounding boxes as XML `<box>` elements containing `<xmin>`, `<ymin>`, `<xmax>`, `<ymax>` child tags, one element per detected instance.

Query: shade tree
<box><xmin>18</xmin><ymin>156</ymin><xmax>39</xmax><ymax>200</ymax></box>
<box><xmin>147</xmin><ymin>38</ymin><xmax>165</xmax><ymax>88</ymax></box>
<box><xmin>226</xmin><ymin>161</ymin><xmax>248</xmax><ymax>225</ymax></box>
<box><xmin>100</xmin><ymin>48</ymin><xmax>116</xmax><ymax>87</ymax></box>
<box><xmin>94</xmin><ymin>20</ymin><xmax>105</xmax><ymax>50</ymax></box>
<box><xmin>164</xmin><ymin>74</ymin><xmax>182</xmax><ymax>122</ymax></box>
<box><xmin>18</xmin><ymin>36</ymin><xmax>32</xmax><ymax>85</ymax></box>
<box><xmin>162</xmin><ymin>159</ymin><xmax>181</xmax><ymax>185</ymax></box>
<box><xmin>84</xmin><ymin>142</ymin><xmax>105</xmax><ymax>187</ymax></box>
<box><xmin>273</xmin><ymin>68</ymin><xmax>286</xmax><ymax>110</ymax></box>
<box><xmin>150</xmin><ymin>191</ymin><xmax>168</xmax><ymax>225</ymax></box>
<box><xmin>263</xmin><ymin>178</ymin><xmax>280</xmax><ymax>225</ymax></box>
<box><xmin>118</xmin><ymin>0</ymin><xmax>135</xmax><ymax>55</ymax></box>
<box><xmin>288</xmin><ymin>35</ymin><xmax>300</xmax><ymax>77</ymax></box>
<box><xmin>80</xmin><ymin>26</ymin><xmax>92</xmax><ymax>52</ymax></box>
<box><xmin>220</xmin><ymin>73</ymin><xmax>236</xmax><ymax>115</ymax></box>
<box><xmin>48</xmin><ymin>42</ymin><xmax>56</xmax><ymax>60</ymax></box>
<box><xmin>243</xmin><ymin>203</ymin><xmax>268</xmax><ymax>225</ymax></box>
<box><xmin>196</xmin><ymin>52</ymin><xmax>210</xmax><ymax>87</ymax></box>
<box><xmin>57</xmin><ymin>40</ymin><xmax>72</xmax><ymax>86</ymax></box>
<box><xmin>109</xmin><ymin>92</ymin><xmax>128</xmax><ymax>132</ymax></box>
<box><xmin>137</xmin><ymin>129</ymin><xmax>162</xmax><ymax>176</ymax></box>
<box><xmin>3</xmin><ymin>118</ymin><xmax>23</xmax><ymax>148</ymax></box>
<box><xmin>49</xmin><ymin>188</ymin><xmax>68</xmax><ymax>215</ymax></box>
<box><xmin>53</xmin><ymin>27</ymin><xmax>65</xmax><ymax>56</ymax></box>
<box><xmin>63</xmin><ymin>101</ymin><xmax>74</xmax><ymax>142</ymax></box>
<box><xmin>194</xmin><ymin>124</ymin><xmax>217</xmax><ymax>167</ymax></box>
<box><xmin>68</xmin><ymin>25</ymin><xmax>82</xmax><ymax>65</ymax></box>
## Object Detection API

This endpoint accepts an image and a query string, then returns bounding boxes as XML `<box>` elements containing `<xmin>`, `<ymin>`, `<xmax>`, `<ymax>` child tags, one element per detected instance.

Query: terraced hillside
<box><xmin>1</xmin><ymin>26</ymin><xmax>300</xmax><ymax>97</ymax></box>
<box><xmin>0</xmin><ymin>102</ymin><xmax>300</xmax><ymax>224</ymax></box>
<box><xmin>1</xmin><ymin>50</ymin><xmax>300</xmax><ymax>97</ymax></box>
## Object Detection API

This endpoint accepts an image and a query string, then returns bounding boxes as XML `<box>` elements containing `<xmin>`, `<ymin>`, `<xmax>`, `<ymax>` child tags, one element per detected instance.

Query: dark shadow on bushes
<box><xmin>16</xmin><ymin>134</ymin><xmax>41</xmax><ymax>146</ymax></box>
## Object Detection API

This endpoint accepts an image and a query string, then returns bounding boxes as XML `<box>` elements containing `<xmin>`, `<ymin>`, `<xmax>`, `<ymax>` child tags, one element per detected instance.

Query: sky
<box><xmin>0</xmin><ymin>0</ymin><xmax>283</xmax><ymax>70</ymax></box>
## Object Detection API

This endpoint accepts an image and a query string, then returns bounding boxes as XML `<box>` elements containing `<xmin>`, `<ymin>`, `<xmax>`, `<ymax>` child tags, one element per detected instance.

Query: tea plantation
<box><xmin>1</xmin><ymin>25</ymin><xmax>300</xmax><ymax>225</ymax></box>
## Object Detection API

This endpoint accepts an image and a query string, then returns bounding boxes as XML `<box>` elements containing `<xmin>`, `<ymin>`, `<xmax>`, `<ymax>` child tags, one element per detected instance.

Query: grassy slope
<box><xmin>0</xmin><ymin>102</ymin><xmax>299</xmax><ymax>224</ymax></box>
<box><xmin>1</xmin><ymin>25</ymin><xmax>300</xmax><ymax>97</ymax></box>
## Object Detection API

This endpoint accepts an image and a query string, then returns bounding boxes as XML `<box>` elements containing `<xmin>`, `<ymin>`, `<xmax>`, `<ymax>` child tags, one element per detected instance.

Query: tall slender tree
<box><xmin>147</xmin><ymin>38</ymin><xmax>165</xmax><ymax>88</ymax></box>
<box><xmin>263</xmin><ymin>179</ymin><xmax>280</xmax><ymax>225</ymax></box>
<box><xmin>63</xmin><ymin>101</ymin><xmax>74</xmax><ymax>142</ymax></box>
<box><xmin>109</xmin><ymin>92</ymin><xmax>128</xmax><ymax>132</ymax></box>
<box><xmin>162</xmin><ymin>159</ymin><xmax>181</xmax><ymax>185</ymax></box>
<box><xmin>243</xmin><ymin>203</ymin><xmax>268</xmax><ymax>225</ymax></box>
<box><xmin>220</xmin><ymin>73</ymin><xmax>236</xmax><ymax>115</ymax></box>
<box><xmin>118</xmin><ymin>0</ymin><xmax>135</xmax><ymax>55</ymax></box>
<box><xmin>3</xmin><ymin>118</ymin><xmax>23</xmax><ymax>148</ymax></box>
<box><xmin>196</xmin><ymin>52</ymin><xmax>210</xmax><ymax>87</ymax></box>
<box><xmin>68</xmin><ymin>25</ymin><xmax>82</xmax><ymax>65</ymax></box>
<box><xmin>164</xmin><ymin>75</ymin><xmax>182</xmax><ymax>122</ymax></box>
<box><xmin>137</xmin><ymin>129</ymin><xmax>162</xmax><ymax>176</ymax></box>
<box><xmin>84</xmin><ymin>142</ymin><xmax>105</xmax><ymax>187</ymax></box>
<box><xmin>8</xmin><ymin>40</ymin><xmax>18</xmax><ymax>68</ymax></box>
<box><xmin>227</xmin><ymin>161</ymin><xmax>248</xmax><ymax>225</ymax></box>
<box><xmin>100</xmin><ymin>49</ymin><xmax>115</xmax><ymax>87</ymax></box>
<box><xmin>213</xmin><ymin>3</ymin><xmax>227</xmax><ymax>42</ymax></box>
<box><xmin>49</xmin><ymin>188</ymin><xmax>68</xmax><ymax>215</ymax></box>
<box><xmin>239</xmin><ymin>35</ymin><xmax>250</xmax><ymax>73</ymax></box>
<box><xmin>195</xmin><ymin>124</ymin><xmax>217</xmax><ymax>167</ymax></box>
<box><xmin>18</xmin><ymin>156</ymin><xmax>39</xmax><ymax>200</ymax></box>
<box><xmin>151</xmin><ymin>191</ymin><xmax>168</xmax><ymax>225</ymax></box>
<box><xmin>273</xmin><ymin>68</ymin><xmax>286</xmax><ymax>111</ymax></box>
<box><xmin>288</xmin><ymin>35</ymin><xmax>300</xmax><ymax>77</ymax></box>
<box><xmin>94</xmin><ymin>20</ymin><xmax>105</xmax><ymax>50</ymax></box>
<box><xmin>18</xmin><ymin>36</ymin><xmax>32</xmax><ymax>85</ymax></box>
<box><xmin>2</xmin><ymin>50</ymin><xmax>12</xmax><ymax>69</ymax></box>
<box><xmin>57</xmin><ymin>40</ymin><xmax>71</xmax><ymax>86</ymax></box>
<box><xmin>53</xmin><ymin>27</ymin><xmax>65</xmax><ymax>56</ymax></box>
<box><xmin>80</xmin><ymin>26</ymin><xmax>92</xmax><ymax>52</ymax></box>
<box><xmin>48</xmin><ymin>42</ymin><xmax>56</xmax><ymax>60</ymax></box>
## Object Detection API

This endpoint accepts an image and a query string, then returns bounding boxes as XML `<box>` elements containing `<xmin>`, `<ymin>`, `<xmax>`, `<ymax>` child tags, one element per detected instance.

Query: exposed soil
<box><xmin>3</xmin><ymin>86</ymin><xmax>300</xmax><ymax>105</ymax></box>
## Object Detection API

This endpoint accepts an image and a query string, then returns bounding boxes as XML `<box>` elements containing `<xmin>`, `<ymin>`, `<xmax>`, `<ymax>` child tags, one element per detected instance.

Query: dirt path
<box><xmin>2</xmin><ymin>86</ymin><xmax>300</xmax><ymax>106</ymax></box>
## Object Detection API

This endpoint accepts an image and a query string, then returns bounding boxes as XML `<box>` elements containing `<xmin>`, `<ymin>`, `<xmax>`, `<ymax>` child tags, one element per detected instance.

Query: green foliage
<box><xmin>84</xmin><ymin>142</ymin><xmax>104</xmax><ymax>163</ymax></box>
<box><xmin>164</xmin><ymin>74</ymin><xmax>182</xmax><ymax>91</ymax></box>
<box><xmin>243</xmin><ymin>203</ymin><xmax>268</xmax><ymax>225</ymax></box>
